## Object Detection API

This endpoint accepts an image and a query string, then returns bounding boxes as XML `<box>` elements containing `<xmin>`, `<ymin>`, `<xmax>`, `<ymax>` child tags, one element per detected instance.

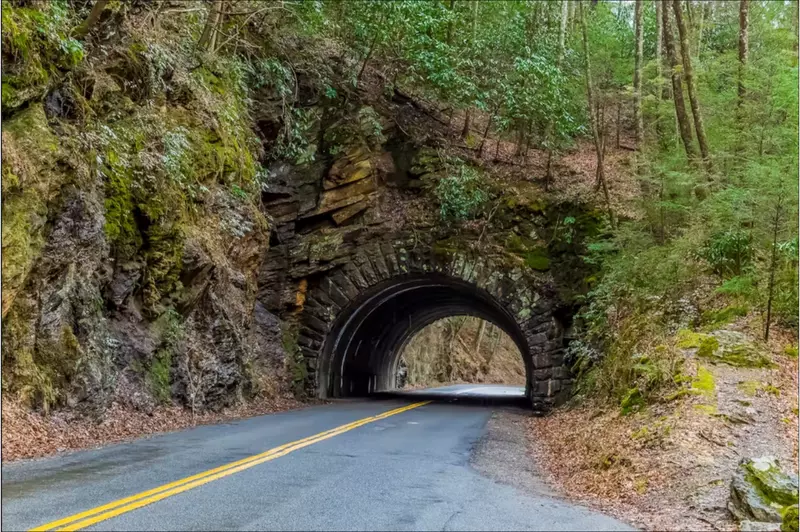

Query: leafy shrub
<box><xmin>703</xmin><ymin>230</ymin><xmax>753</xmax><ymax>277</ymax></box>
<box><xmin>433</xmin><ymin>162</ymin><xmax>488</xmax><ymax>222</ymax></box>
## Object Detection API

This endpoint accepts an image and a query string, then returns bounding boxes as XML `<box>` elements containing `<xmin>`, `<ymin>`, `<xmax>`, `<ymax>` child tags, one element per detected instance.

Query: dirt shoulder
<box><xmin>526</xmin><ymin>339</ymin><xmax>798</xmax><ymax>531</ymax></box>
<box><xmin>1</xmin><ymin>395</ymin><xmax>305</xmax><ymax>463</ymax></box>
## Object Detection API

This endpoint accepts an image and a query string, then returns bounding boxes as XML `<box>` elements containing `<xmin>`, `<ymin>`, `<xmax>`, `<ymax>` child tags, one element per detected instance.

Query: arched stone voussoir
<box><xmin>296</xmin><ymin>240</ymin><xmax>569</xmax><ymax>411</ymax></box>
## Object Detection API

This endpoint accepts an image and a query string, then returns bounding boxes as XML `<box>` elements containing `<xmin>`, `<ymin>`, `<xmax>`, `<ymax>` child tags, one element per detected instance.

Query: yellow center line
<box><xmin>30</xmin><ymin>401</ymin><xmax>430</xmax><ymax>532</ymax></box>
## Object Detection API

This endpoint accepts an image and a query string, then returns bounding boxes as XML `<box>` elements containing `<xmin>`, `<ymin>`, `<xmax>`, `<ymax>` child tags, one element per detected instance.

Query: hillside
<box><xmin>1</xmin><ymin>3</ymin><xmax>798</xmax><ymax>530</ymax></box>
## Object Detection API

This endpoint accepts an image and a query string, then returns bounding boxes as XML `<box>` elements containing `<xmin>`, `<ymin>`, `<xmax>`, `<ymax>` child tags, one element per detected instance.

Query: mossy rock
<box><xmin>1</xmin><ymin>103</ymin><xmax>63</xmax><ymax>316</ymax></box>
<box><xmin>692</xmin><ymin>365</ymin><xmax>715</xmax><ymax>396</ymax></box>
<box><xmin>676</xmin><ymin>329</ymin><xmax>712</xmax><ymax>349</ymax></box>
<box><xmin>705</xmin><ymin>343</ymin><xmax>775</xmax><ymax>369</ymax></box>
<box><xmin>701</xmin><ymin>305</ymin><xmax>748</xmax><ymax>329</ymax></box>
<box><xmin>730</xmin><ymin>457</ymin><xmax>799</xmax><ymax>525</ymax></box>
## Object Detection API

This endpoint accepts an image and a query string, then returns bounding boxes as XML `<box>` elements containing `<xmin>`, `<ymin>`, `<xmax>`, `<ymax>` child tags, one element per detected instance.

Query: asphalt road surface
<box><xmin>2</xmin><ymin>387</ymin><xmax>633</xmax><ymax>531</ymax></box>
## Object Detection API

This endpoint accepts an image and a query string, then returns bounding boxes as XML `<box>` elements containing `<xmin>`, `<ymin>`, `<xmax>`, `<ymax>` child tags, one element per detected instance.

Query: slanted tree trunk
<box><xmin>198</xmin><ymin>0</ymin><xmax>224</xmax><ymax>50</ymax></box>
<box><xmin>633</xmin><ymin>0</ymin><xmax>644</xmax><ymax>148</ymax></box>
<box><xmin>545</xmin><ymin>0</ymin><xmax>570</xmax><ymax>190</ymax></box>
<box><xmin>673</xmin><ymin>0</ymin><xmax>711</xmax><ymax>171</ymax></box>
<box><xmin>738</xmin><ymin>0</ymin><xmax>749</xmax><ymax>108</ymax></box>
<box><xmin>662</xmin><ymin>2</ymin><xmax>697</xmax><ymax>162</ymax></box>
<box><xmin>580</xmin><ymin>1</ymin><xmax>615</xmax><ymax>229</ymax></box>
<box><xmin>73</xmin><ymin>0</ymin><xmax>109</xmax><ymax>39</ymax></box>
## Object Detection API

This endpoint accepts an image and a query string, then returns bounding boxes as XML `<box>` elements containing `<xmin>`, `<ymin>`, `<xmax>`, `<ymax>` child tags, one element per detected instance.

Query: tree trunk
<box><xmin>198</xmin><ymin>0</ymin><xmax>224</xmax><ymax>50</ymax></box>
<box><xmin>764</xmin><ymin>196</ymin><xmax>784</xmax><ymax>342</ymax></box>
<box><xmin>662</xmin><ymin>2</ymin><xmax>698</xmax><ymax>162</ymax></box>
<box><xmin>73</xmin><ymin>0</ymin><xmax>109</xmax><ymax>39</ymax></box>
<box><xmin>633</xmin><ymin>0</ymin><xmax>644</xmax><ymax>148</ymax></box>
<box><xmin>655</xmin><ymin>0</ymin><xmax>666</xmax><ymax>142</ymax></box>
<box><xmin>738</xmin><ymin>0</ymin><xmax>749</xmax><ymax>108</ymax></box>
<box><xmin>673</xmin><ymin>0</ymin><xmax>711</xmax><ymax>171</ymax></box>
<box><xmin>474</xmin><ymin>320</ymin><xmax>487</xmax><ymax>357</ymax></box>
<box><xmin>461</xmin><ymin>1</ymin><xmax>479</xmax><ymax>140</ymax></box>
<box><xmin>478</xmin><ymin>107</ymin><xmax>496</xmax><ymax>157</ymax></box>
<box><xmin>580</xmin><ymin>1</ymin><xmax>615</xmax><ymax>229</ymax></box>
<box><xmin>446</xmin><ymin>0</ymin><xmax>456</xmax><ymax>45</ymax></box>
<box><xmin>461</xmin><ymin>109</ymin><xmax>471</xmax><ymax>139</ymax></box>
<box><xmin>545</xmin><ymin>0</ymin><xmax>570</xmax><ymax>189</ymax></box>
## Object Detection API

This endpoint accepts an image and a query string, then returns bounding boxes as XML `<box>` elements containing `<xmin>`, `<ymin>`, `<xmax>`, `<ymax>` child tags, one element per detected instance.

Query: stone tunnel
<box><xmin>256</xmin><ymin>108</ymin><xmax>580</xmax><ymax>412</ymax></box>
<box><xmin>261</xmin><ymin>233</ymin><xmax>572</xmax><ymax>411</ymax></box>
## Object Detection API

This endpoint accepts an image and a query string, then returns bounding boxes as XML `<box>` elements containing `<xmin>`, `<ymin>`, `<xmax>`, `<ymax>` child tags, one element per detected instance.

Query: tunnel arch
<box><xmin>320</xmin><ymin>273</ymin><xmax>532</xmax><ymax>398</ymax></box>
<box><xmin>293</xmin><ymin>241</ymin><xmax>571</xmax><ymax>411</ymax></box>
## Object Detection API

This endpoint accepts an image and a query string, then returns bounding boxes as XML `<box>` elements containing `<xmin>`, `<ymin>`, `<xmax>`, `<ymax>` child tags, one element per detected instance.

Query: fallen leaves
<box><xmin>2</xmin><ymin>395</ymin><xmax>304</xmax><ymax>463</ymax></box>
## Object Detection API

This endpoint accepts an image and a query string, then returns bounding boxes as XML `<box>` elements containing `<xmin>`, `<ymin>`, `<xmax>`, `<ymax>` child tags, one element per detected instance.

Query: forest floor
<box><xmin>527</xmin><ymin>322</ymin><xmax>798</xmax><ymax>532</ymax></box>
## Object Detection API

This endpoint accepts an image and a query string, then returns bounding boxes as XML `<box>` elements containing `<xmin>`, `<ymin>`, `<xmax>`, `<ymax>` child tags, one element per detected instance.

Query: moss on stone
<box><xmin>692</xmin><ymin>365</ymin><xmax>715</xmax><ymax>396</ymax></box>
<box><xmin>697</xmin><ymin>336</ymin><xmax>720</xmax><ymax>358</ymax></box>
<box><xmin>1</xmin><ymin>2</ymin><xmax>84</xmax><ymax>111</ymax></box>
<box><xmin>701</xmin><ymin>305</ymin><xmax>748</xmax><ymax>329</ymax></box>
<box><xmin>523</xmin><ymin>251</ymin><xmax>551</xmax><ymax>271</ymax></box>
<box><xmin>676</xmin><ymin>329</ymin><xmax>711</xmax><ymax>349</ymax></box>
<box><xmin>1</xmin><ymin>103</ymin><xmax>63</xmax><ymax>315</ymax></box>
<box><xmin>703</xmin><ymin>343</ymin><xmax>775</xmax><ymax>368</ymax></box>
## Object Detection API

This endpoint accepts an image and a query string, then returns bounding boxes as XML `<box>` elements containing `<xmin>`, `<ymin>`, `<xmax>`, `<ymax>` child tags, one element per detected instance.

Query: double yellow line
<box><xmin>31</xmin><ymin>401</ymin><xmax>430</xmax><ymax>531</ymax></box>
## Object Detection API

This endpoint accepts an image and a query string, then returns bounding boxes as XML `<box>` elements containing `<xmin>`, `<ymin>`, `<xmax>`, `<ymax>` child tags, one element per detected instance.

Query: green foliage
<box><xmin>703</xmin><ymin>230</ymin><xmax>753</xmax><ymax>277</ymax></box>
<box><xmin>782</xmin><ymin>505</ymin><xmax>799</xmax><ymax>532</ymax></box>
<box><xmin>432</xmin><ymin>160</ymin><xmax>488</xmax><ymax>222</ymax></box>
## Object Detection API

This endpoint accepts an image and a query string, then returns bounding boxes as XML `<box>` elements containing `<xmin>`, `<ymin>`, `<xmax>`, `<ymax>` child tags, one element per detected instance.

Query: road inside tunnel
<box><xmin>317</xmin><ymin>273</ymin><xmax>533</xmax><ymax>401</ymax></box>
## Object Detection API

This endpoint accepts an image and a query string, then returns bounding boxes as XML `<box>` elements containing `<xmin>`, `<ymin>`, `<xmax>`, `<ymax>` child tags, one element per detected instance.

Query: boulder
<box><xmin>741</xmin><ymin>521</ymin><xmax>781</xmax><ymax>532</ymax></box>
<box><xmin>729</xmin><ymin>457</ymin><xmax>799</xmax><ymax>524</ymax></box>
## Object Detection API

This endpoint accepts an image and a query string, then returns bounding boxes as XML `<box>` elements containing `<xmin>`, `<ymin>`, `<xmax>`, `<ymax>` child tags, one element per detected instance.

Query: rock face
<box><xmin>729</xmin><ymin>457</ymin><xmax>799</xmax><ymax>525</ymax></box>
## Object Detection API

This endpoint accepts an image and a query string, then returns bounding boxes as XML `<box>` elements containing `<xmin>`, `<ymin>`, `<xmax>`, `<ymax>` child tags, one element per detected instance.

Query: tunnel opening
<box><xmin>396</xmin><ymin>316</ymin><xmax>525</xmax><ymax>391</ymax></box>
<box><xmin>318</xmin><ymin>273</ymin><xmax>532</xmax><ymax>401</ymax></box>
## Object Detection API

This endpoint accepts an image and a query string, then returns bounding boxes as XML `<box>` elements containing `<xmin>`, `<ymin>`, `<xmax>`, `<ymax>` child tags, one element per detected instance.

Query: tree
<box><xmin>764</xmin><ymin>191</ymin><xmax>786</xmax><ymax>342</ymax></box>
<box><xmin>461</xmin><ymin>0</ymin><xmax>479</xmax><ymax>139</ymax></box>
<box><xmin>545</xmin><ymin>0</ymin><xmax>570</xmax><ymax>189</ymax></box>
<box><xmin>198</xmin><ymin>0</ymin><xmax>224</xmax><ymax>50</ymax></box>
<box><xmin>633</xmin><ymin>0</ymin><xmax>644</xmax><ymax>149</ymax></box>
<box><xmin>738</xmin><ymin>0</ymin><xmax>749</xmax><ymax>109</ymax></box>
<box><xmin>73</xmin><ymin>0</ymin><xmax>109</xmax><ymax>39</ymax></box>
<box><xmin>580</xmin><ymin>1</ymin><xmax>615</xmax><ymax>229</ymax></box>
<box><xmin>672</xmin><ymin>0</ymin><xmax>711</xmax><ymax>171</ymax></box>
<box><xmin>662</xmin><ymin>1</ymin><xmax>697</xmax><ymax>162</ymax></box>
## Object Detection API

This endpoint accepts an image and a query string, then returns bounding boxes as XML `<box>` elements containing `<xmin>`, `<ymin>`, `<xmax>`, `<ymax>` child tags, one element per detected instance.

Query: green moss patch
<box><xmin>700</xmin><ymin>305</ymin><xmax>748</xmax><ymax>329</ymax></box>
<box><xmin>620</xmin><ymin>387</ymin><xmax>644</xmax><ymax>415</ymax></box>
<box><xmin>676</xmin><ymin>329</ymin><xmax>712</xmax><ymax>349</ymax></box>
<box><xmin>702</xmin><ymin>343</ymin><xmax>776</xmax><ymax>368</ymax></box>
<box><xmin>692</xmin><ymin>365</ymin><xmax>716</xmax><ymax>396</ymax></box>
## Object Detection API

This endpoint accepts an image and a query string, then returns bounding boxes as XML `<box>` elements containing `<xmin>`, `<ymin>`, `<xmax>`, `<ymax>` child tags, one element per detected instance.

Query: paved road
<box><xmin>403</xmin><ymin>383</ymin><xmax>526</xmax><ymax>398</ymax></box>
<box><xmin>2</xmin><ymin>392</ymin><xmax>632</xmax><ymax>531</ymax></box>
